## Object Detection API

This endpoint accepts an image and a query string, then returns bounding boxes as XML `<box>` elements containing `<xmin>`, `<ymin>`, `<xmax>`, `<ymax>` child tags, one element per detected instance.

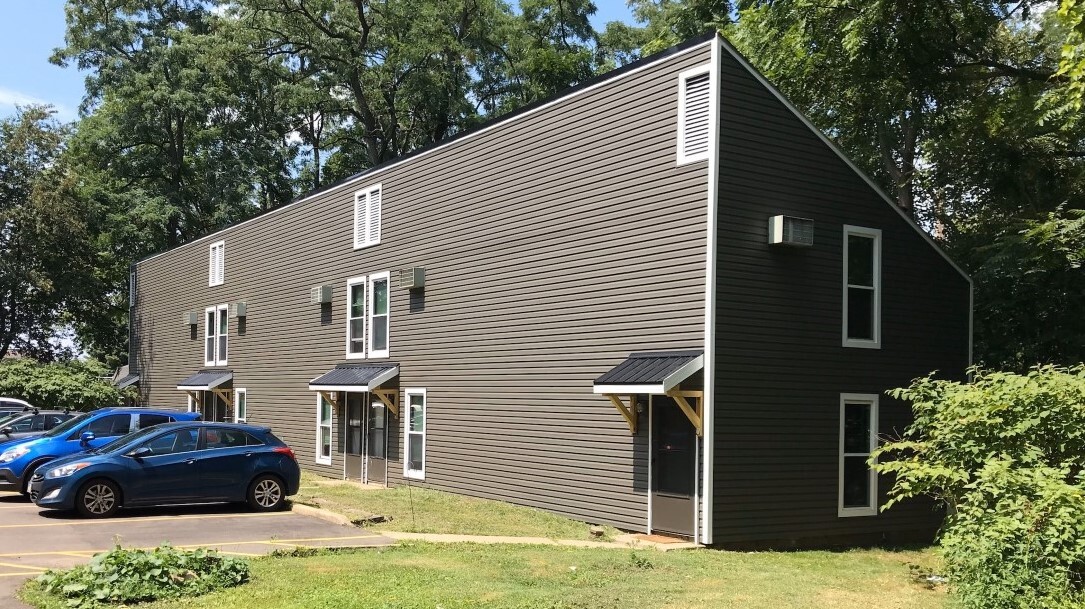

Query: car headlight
<box><xmin>0</xmin><ymin>446</ymin><xmax>29</xmax><ymax>464</ymax></box>
<box><xmin>45</xmin><ymin>462</ymin><xmax>91</xmax><ymax>479</ymax></box>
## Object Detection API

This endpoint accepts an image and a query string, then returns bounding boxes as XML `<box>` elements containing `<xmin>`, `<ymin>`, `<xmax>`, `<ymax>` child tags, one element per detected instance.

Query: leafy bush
<box><xmin>36</xmin><ymin>545</ymin><xmax>249</xmax><ymax>607</ymax></box>
<box><xmin>0</xmin><ymin>358</ymin><xmax>129</xmax><ymax>410</ymax></box>
<box><xmin>874</xmin><ymin>365</ymin><xmax>1085</xmax><ymax>609</ymax></box>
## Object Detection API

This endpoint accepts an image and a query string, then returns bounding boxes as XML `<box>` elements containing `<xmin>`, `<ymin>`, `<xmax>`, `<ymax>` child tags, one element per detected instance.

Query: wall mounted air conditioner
<box><xmin>310</xmin><ymin>285</ymin><xmax>333</xmax><ymax>304</ymax></box>
<box><xmin>230</xmin><ymin>302</ymin><xmax>247</xmax><ymax>318</ymax></box>
<box><xmin>183</xmin><ymin>311</ymin><xmax>199</xmax><ymax>326</ymax></box>
<box><xmin>768</xmin><ymin>215</ymin><xmax>814</xmax><ymax>247</ymax></box>
<box><xmin>399</xmin><ymin>267</ymin><xmax>425</xmax><ymax>289</ymax></box>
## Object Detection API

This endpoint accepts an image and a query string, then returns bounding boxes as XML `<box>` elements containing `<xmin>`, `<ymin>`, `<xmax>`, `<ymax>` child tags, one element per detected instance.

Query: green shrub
<box><xmin>0</xmin><ymin>358</ymin><xmax>129</xmax><ymax>410</ymax></box>
<box><xmin>874</xmin><ymin>365</ymin><xmax>1085</xmax><ymax>609</ymax></box>
<box><xmin>36</xmin><ymin>545</ymin><xmax>249</xmax><ymax>608</ymax></box>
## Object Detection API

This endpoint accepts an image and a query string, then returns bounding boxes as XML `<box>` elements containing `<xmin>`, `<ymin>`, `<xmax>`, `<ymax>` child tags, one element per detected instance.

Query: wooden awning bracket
<box><xmin>185</xmin><ymin>390</ymin><xmax>203</xmax><ymax>412</ymax></box>
<box><xmin>666</xmin><ymin>390</ymin><xmax>704</xmax><ymax>436</ymax></box>
<box><xmin>211</xmin><ymin>388</ymin><xmax>233</xmax><ymax>410</ymax></box>
<box><xmin>318</xmin><ymin>391</ymin><xmax>340</xmax><ymax>409</ymax></box>
<box><xmin>372</xmin><ymin>388</ymin><xmax>399</xmax><ymax>417</ymax></box>
<box><xmin>605</xmin><ymin>394</ymin><xmax>638</xmax><ymax>434</ymax></box>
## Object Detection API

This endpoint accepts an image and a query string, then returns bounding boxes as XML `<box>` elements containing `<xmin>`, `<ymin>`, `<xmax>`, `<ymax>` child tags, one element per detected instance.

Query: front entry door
<box><xmin>344</xmin><ymin>394</ymin><xmax>365</xmax><ymax>481</ymax></box>
<box><xmin>200</xmin><ymin>391</ymin><xmax>229</xmax><ymax>423</ymax></box>
<box><xmin>365</xmin><ymin>401</ymin><xmax>387</xmax><ymax>485</ymax></box>
<box><xmin>651</xmin><ymin>396</ymin><xmax>696</xmax><ymax>537</ymax></box>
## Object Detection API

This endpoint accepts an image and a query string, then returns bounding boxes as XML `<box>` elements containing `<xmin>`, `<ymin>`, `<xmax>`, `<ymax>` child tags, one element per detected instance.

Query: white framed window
<box><xmin>316</xmin><ymin>394</ymin><xmax>333</xmax><ymax>465</ymax></box>
<box><xmin>234</xmin><ymin>388</ymin><xmax>247</xmax><ymax>423</ymax></box>
<box><xmin>404</xmin><ymin>388</ymin><xmax>426</xmax><ymax>480</ymax></box>
<box><xmin>129</xmin><ymin>270</ymin><xmax>136</xmax><ymax>306</ymax></box>
<box><xmin>186</xmin><ymin>394</ymin><xmax>195</xmax><ymax>413</ymax></box>
<box><xmin>353</xmin><ymin>184</ymin><xmax>382</xmax><ymax>249</ymax></box>
<box><xmin>208</xmin><ymin>240</ymin><xmax>225</xmax><ymax>286</ymax></box>
<box><xmin>204</xmin><ymin>304</ymin><xmax>228</xmax><ymax>366</ymax></box>
<box><xmin>368</xmin><ymin>271</ymin><xmax>390</xmax><ymax>358</ymax></box>
<box><xmin>345</xmin><ymin>276</ymin><xmax>367</xmax><ymax>359</ymax></box>
<box><xmin>839</xmin><ymin>393</ymin><xmax>879</xmax><ymax>517</ymax></box>
<box><xmin>842</xmin><ymin>226</ymin><xmax>882</xmax><ymax>348</ymax></box>
<box><xmin>676</xmin><ymin>64</ymin><xmax>712</xmax><ymax>165</ymax></box>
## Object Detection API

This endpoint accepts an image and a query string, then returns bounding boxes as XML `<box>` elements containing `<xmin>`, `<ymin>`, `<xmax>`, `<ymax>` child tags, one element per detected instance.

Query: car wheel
<box><xmin>248</xmin><ymin>475</ymin><xmax>285</xmax><ymax>512</ymax></box>
<box><xmin>21</xmin><ymin>459</ymin><xmax>50</xmax><ymax>497</ymax></box>
<box><xmin>76</xmin><ymin>479</ymin><xmax>120</xmax><ymax>518</ymax></box>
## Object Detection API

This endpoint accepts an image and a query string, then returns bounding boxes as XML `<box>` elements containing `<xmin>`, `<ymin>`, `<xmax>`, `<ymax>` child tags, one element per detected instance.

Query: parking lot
<box><xmin>0</xmin><ymin>490</ymin><xmax>393</xmax><ymax>607</ymax></box>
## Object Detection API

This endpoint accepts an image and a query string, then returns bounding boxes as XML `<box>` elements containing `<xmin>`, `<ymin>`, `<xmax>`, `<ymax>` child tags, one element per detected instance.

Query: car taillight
<box><xmin>273</xmin><ymin>446</ymin><xmax>296</xmax><ymax>461</ymax></box>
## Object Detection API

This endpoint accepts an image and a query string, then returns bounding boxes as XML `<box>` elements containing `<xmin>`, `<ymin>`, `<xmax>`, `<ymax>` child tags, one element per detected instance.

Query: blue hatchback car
<box><xmin>30</xmin><ymin>422</ymin><xmax>300</xmax><ymax>518</ymax></box>
<box><xmin>0</xmin><ymin>408</ymin><xmax>200</xmax><ymax>495</ymax></box>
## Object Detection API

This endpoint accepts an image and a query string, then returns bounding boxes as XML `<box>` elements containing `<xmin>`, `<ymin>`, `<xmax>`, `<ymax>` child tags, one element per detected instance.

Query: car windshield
<box><xmin>42</xmin><ymin>412</ymin><xmax>90</xmax><ymax>438</ymax></box>
<box><xmin>92</xmin><ymin>426</ymin><xmax>163</xmax><ymax>454</ymax></box>
<box><xmin>0</xmin><ymin>413</ymin><xmax>20</xmax><ymax>428</ymax></box>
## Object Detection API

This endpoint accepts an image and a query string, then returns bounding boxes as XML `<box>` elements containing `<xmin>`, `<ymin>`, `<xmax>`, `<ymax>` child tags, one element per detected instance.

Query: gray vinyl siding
<box><xmin>710</xmin><ymin>45</ymin><xmax>971</xmax><ymax>547</ymax></box>
<box><xmin>133</xmin><ymin>44</ymin><xmax>712</xmax><ymax>530</ymax></box>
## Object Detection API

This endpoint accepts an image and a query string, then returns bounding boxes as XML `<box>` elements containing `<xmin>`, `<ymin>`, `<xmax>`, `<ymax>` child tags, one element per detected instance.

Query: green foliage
<box><xmin>36</xmin><ymin>545</ymin><xmax>249</xmax><ymax>608</ymax></box>
<box><xmin>0</xmin><ymin>358</ymin><xmax>127</xmax><ymax>411</ymax></box>
<box><xmin>1048</xmin><ymin>0</ymin><xmax>1085</xmax><ymax>121</ymax></box>
<box><xmin>874</xmin><ymin>366</ymin><xmax>1085</xmax><ymax>608</ymax></box>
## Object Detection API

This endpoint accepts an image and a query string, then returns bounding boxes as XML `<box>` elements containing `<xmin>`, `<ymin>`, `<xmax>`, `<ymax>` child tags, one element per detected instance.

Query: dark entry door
<box><xmin>344</xmin><ymin>394</ymin><xmax>365</xmax><ymax>481</ymax></box>
<box><xmin>366</xmin><ymin>400</ymin><xmax>387</xmax><ymax>485</ymax></box>
<box><xmin>200</xmin><ymin>391</ymin><xmax>229</xmax><ymax>423</ymax></box>
<box><xmin>652</xmin><ymin>396</ymin><xmax>696</xmax><ymax>537</ymax></box>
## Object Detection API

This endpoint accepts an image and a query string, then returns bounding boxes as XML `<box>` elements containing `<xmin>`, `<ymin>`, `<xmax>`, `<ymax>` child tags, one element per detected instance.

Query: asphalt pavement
<box><xmin>0</xmin><ymin>490</ymin><xmax>393</xmax><ymax>608</ymax></box>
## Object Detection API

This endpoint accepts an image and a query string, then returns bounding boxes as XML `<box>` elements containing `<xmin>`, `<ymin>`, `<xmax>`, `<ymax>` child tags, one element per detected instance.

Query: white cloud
<box><xmin>0</xmin><ymin>87</ymin><xmax>75</xmax><ymax>121</ymax></box>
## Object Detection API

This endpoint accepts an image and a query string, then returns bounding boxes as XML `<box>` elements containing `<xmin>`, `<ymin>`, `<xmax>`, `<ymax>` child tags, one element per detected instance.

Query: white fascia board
<box><xmin>593</xmin><ymin>384</ymin><xmax>666</xmax><ymax>395</ymax></box>
<box><xmin>308</xmin><ymin>384</ymin><xmax>372</xmax><ymax>393</ymax></box>
<box><xmin>660</xmin><ymin>355</ymin><xmax>705</xmax><ymax>392</ymax></box>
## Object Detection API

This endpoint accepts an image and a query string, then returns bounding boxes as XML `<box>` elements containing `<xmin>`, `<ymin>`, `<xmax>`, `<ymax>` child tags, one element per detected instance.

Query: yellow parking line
<box><xmin>274</xmin><ymin>534</ymin><xmax>384</xmax><ymax>543</ymax></box>
<box><xmin>0</xmin><ymin>511</ymin><xmax>292</xmax><ymax>529</ymax></box>
<box><xmin>0</xmin><ymin>572</ymin><xmax>43</xmax><ymax>578</ymax></box>
<box><xmin>0</xmin><ymin>562</ymin><xmax>46</xmax><ymax>572</ymax></box>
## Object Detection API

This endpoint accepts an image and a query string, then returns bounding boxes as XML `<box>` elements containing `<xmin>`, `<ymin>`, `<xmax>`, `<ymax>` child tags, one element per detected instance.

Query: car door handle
<box><xmin>185</xmin><ymin>458</ymin><xmax>197</xmax><ymax>465</ymax></box>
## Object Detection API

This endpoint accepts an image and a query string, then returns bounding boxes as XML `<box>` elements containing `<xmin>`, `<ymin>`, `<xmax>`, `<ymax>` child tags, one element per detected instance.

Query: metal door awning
<box><xmin>308</xmin><ymin>364</ymin><xmax>400</xmax><ymax>416</ymax></box>
<box><xmin>114</xmin><ymin>373</ymin><xmax>140</xmax><ymax>389</ymax></box>
<box><xmin>176</xmin><ymin>370</ymin><xmax>234</xmax><ymax>412</ymax></box>
<box><xmin>593</xmin><ymin>350</ymin><xmax>704</xmax><ymax>436</ymax></box>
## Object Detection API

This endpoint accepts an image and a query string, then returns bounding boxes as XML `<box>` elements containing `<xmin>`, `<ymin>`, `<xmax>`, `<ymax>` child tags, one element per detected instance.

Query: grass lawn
<box><xmin>22</xmin><ymin>542</ymin><xmax>946</xmax><ymax>609</ymax></box>
<box><xmin>292</xmin><ymin>472</ymin><xmax>620</xmax><ymax>539</ymax></box>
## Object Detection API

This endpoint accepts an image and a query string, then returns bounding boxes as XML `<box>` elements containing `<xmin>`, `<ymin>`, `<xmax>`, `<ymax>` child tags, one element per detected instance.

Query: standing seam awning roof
<box><xmin>176</xmin><ymin>370</ymin><xmax>233</xmax><ymax>391</ymax></box>
<box><xmin>593</xmin><ymin>350</ymin><xmax>704</xmax><ymax>395</ymax></box>
<box><xmin>308</xmin><ymin>363</ymin><xmax>399</xmax><ymax>392</ymax></box>
<box><xmin>114</xmin><ymin>374</ymin><xmax>140</xmax><ymax>389</ymax></box>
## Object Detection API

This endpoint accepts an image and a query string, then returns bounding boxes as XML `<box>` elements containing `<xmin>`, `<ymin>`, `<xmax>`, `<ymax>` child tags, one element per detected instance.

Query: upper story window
<box><xmin>209</xmin><ymin>241</ymin><xmax>225</xmax><ymax>286</ymax></box>
<box><xmin>354</xmin><ymin>184</ymin><xmax>382</xmax><ymax>249</ymax></box>
<box><xmin>205</xmin><ymin>304</ymin><xmax>228</xmax><ymax>366</ymax></box>
<box><xmin>369</xmin><ymin>272</ymin><xmax>390</xmax><ymax>358</ymax></box>
<box><xmin>346</xmin><ymin>277</ymin><xmax>367</xmax><ymax>359</ymax></box>
<box><xmin>839</xmin><ymin>393</ymin><xmax>878</xmax><ymax>517</ymax></box>
<box><xmin>677</xmin><ymin>65</ymin><xmax>712</xmax><ymax>165</ymax></box>
<box><xmin>842</xmin><ymin>226</ymin><xmax>881</xmax><ymax>348</ymax></box>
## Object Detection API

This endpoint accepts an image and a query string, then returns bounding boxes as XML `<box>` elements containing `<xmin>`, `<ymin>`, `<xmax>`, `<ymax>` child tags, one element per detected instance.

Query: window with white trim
<box><xmin>353</xmin><ymin>184</ymin><xmax>382</xmax><ymax>249</ymax></box>
<box><xmin>345</xmin><ymin>277</ymin><xmax>366</xmax><ymax>358</ymax></box>
<box><xmin>316</xmin><ymin>394</ymin><xmax>333</xmax><ymax>465</ymax></box>
<box><xmin>129</xmin><ymin>270</ymin><xmax>136</xmax><ymax>306</ymax></box>
<box><xmin>368</xmin><ymin>272</ymin><xmax>390</xmax><ymax>358</ymax></box>
<box><xmin>204</xmin><ymin>304</ymin><xmax>228</xmax><ymax>366</ymax></box>
<box><xmin>404</xmin><ymin>388</ymin><xmax>426</xmax><ymax>480</ymax></box>
<box><xmin>235</xmin><ymin>388</ymin><xmax>247</xmax><ymax>423</ymax></box>
<box><xmin>839</xmin><ymin>394</ymin><xmax>878</xmax><ymax>517</ymax></box>
<box><xmin>208</xmin><ymin>240</ymin><xmax>225</xmax><ymax>286</ymax></box>
<box><xmin>843</xmin><ymin>226</ymin><xmax>881</xmax><ymax>348</ymax></box>
<box><xmin>677</xmin><ymin>65</ymin><xmax>712</xmax><ymax>165</ymax></box>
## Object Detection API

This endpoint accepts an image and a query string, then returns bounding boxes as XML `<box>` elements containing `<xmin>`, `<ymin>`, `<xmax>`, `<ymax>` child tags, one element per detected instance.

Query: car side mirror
<box><xmin>0</xmin><ymin>427</ymin><xmax>11</xmax><ymax>435</ymax></box>
<box><xmin>79</xmin><ymin>431</ymin><xmax>95</xmax><ymax>446</ymax></box>
<box><xmin>127</xmin><ymin>446</ymin><xmax>152</xmax><ymax>460</ymax></box>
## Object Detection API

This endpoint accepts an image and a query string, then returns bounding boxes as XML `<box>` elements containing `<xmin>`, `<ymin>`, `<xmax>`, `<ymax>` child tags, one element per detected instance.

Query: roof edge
<box><xmin>136</xmin><ymin>33</ymin><xmax>717</xmax><ymax>268</ymax></box>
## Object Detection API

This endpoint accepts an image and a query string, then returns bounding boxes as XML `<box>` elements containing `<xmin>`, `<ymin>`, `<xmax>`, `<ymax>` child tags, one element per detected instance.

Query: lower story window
<box><xmin>404</xmin><ymin>388</ymin><xmax>426</xmax><ymax>480</ymax></box>
<box><xmin>235</xmin><ymin>388</ymin><xmax>247</xmax><ymax>423</ymax></box>
<box><xmin>317</xmin><ymin>395</ymin><xmax>333</xmax><ymax>465</ymax></box>
<box><xmin>839</xmin><ymin>393</ymin><xmax>878</xmax><ymax>517</ymax></box>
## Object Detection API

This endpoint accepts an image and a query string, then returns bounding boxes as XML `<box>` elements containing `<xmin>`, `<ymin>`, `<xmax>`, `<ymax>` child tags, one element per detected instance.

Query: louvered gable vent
<box><xmin>354</xmin><ymin>184</ymin><xmax>382</xmax><ymax>249</ymax></box>
<box><xmin>678</xmin><ymin>70</ymin><xmax>712</xmax><ymax>163</ymax></box>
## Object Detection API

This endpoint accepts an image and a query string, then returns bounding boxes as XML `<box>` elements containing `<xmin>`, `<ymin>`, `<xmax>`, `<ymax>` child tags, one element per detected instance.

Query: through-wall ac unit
<box><xmin>398</xmin><ymin>267</ymin><xmax>425</xmax><ymax>289</ymax></box>
<box><xmin>768</xmin><ymin>215</ymin><xmax>814</xmax><ymax>247</ymax></box>
<box><xmin>230</xmin><ymin>302</ymin><xmax>247</xmax><ymax>318</ymax></box>
<box><xmin>183</xmin><ymin>311</ymin><xmax>199</xmax><ymax>326</ymax></box>
<box><xmin>310</xmin><ymin>285</ymin><xmax>333</xmax><ymax>304</ymax></box>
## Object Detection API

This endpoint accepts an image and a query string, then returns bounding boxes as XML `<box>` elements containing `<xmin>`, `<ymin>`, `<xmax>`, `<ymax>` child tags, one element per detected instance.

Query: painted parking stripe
<box><xmin>0</xmin><ymin>511</ymin><xmax>292</xmax><ymax>529</ymax></box>
<box><xmin>0</xmin><ymin>562</ymin><xmax>46</xmax><ymax>572</ymax></box>
<box><xmin>0</xmin><ymin>572</ymin><xmax>44</xmax><ymax>578</ymax></box>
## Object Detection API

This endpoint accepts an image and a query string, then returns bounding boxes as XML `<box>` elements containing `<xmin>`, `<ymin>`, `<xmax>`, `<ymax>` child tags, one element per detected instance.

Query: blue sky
<box><xmin>0</xmin><ymin>1</ymin><xmax>637</xmax><ymax>123</ymax></box>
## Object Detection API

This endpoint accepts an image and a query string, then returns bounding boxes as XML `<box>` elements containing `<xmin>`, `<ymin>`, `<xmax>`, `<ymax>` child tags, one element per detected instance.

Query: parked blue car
<box><xmin>0</xmin><ymin>408</ymin><xmax>200</xmax><ymax>495</ymax></box>
<box><xmin>30</xmin><ymin>422</ymin><xmax>300</xmax><ymax>518</ymax></box>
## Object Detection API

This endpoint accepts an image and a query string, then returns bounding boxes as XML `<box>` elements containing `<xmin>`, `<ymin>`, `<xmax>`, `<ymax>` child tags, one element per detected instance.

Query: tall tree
<box><xmin>0</xmin><ymin>106</ymin><xmax>95</xmax><ymax>361</ymax></box>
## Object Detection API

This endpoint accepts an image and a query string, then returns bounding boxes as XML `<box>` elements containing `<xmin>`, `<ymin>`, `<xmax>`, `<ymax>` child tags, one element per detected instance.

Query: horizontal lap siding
<box><xmin>711</xmin><ymin>47</ymin><xmax>970</xmax><ymax>547</ymax></box>
<box><xmin>134</xmin><ymin>45</ymin><xmax>712</xmax><ymax>531</ymax></box>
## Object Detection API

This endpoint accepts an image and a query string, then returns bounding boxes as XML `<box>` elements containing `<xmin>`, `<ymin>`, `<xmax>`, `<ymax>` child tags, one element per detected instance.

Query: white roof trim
<box><xmin>176</xmin><ymin>378</ymin><xmax>232</xmax><ymax>392</ymax></box>
<box><xmin>593</xmin><ymin>383</ymin><xmax>666</xmax><ymax>395</ymax></box>
<box><xmin>307</xmin><ymin>365</ymin><xmax>399</xmax><ymax>393</ymax></box>
<box><xmin>661</xmin><ymin>354</ymin><xmax>704</xmax><ymax>392</ymax></box>
<box><xmin>136</xmin><ymin>40</ymin><xmax>714</xmax><ymax>268</ymax></box>
<box><xmin>717</xmin><ymin>38</ymin><xmax>972</xmax><ymax>284</ymax></box>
